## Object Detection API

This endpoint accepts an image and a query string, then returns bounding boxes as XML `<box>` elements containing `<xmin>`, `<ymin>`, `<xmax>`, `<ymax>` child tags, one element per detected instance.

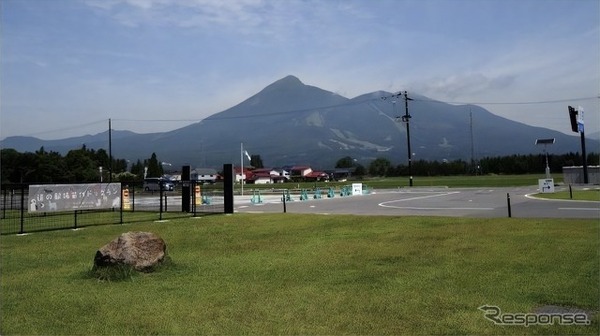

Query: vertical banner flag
<box><xmin>577</xmin><ymin>106</ymin><xmax>584</xmax><ymax>133</ymax></box>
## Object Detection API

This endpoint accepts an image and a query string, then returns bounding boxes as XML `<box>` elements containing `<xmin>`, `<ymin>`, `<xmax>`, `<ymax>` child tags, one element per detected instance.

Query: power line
<box><xmin>411</xmin><ymin>96</ymin><xmax>599</xmax><ymax>106</ymax></box>
<box><xmin>18</xmin><ymin>119</ymin><xmax>107</xmax><ymax>137</ymax></box>
<box><xmin>23</xmin><ymin>94</ymin><xmax>598</xmax><ymax>136</ymax></box>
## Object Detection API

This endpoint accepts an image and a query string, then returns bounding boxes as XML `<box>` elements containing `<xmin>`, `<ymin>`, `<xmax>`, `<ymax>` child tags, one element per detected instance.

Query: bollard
<box><xmin>300</xmin><ymin>189</ymin><xmax>308</xmax><ymax>201</ymax></box>
<box><xmin>281</xmin><ymin>189</ymin><xmax>293</xmax><ymax>202</ymax></box>
<box><xmin>195</xmin><ymin>185</ymin><xmax>202</xmax><ymax>206</ymax></box>
<box><xmin>282</xmin><ymin>190</ymin><xmax>287</xmax><ymax>213</ymax></box>
<box><xmin>251</xmin><ymin>189</ymin><xmax>263</xmax><ymax>204</ymax></box>
<box><xmin>122</xmin><ymin>187</ymin><xmax>131</xmax><ymax>210</ymax></box>
<box><xmin>569</xmin><ymin>184</ymin><xmax>573</xmax><ymax>199</ymax></box>
<box><xmin>313</xmin><ymin>187</ymin><xmax>322</xmax><ymax>199</ymax></box>
<box><xmin>507</xmin><ymin>193</ymin><xmax>512</xmax><ymax>218</ymax></box>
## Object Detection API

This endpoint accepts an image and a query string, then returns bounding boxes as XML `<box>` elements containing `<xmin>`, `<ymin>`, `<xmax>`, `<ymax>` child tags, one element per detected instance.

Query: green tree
<box><xmin>146</xmin><ymin>153</ymin><xmax>163</xmax><ymax>178</ymax></box>
<box><xmin>130</xmin><ymin>159</ymin><xmax>144</xmax><ymax>178</ymax></box>
<box><xmin>36</xmin><ymin>149</ymin><xmax>66</xmax><ymax>182</ymax></box>
<box><xmin>95</xmin><ymin>149</ymin><xmax>110</xmax><ymax>170</ymax></box>
<box><xmin>335</xmin><ymin>156</ymin><xmax>366</xmax><ymax>177</ymax></box>
<box><xmin>354</xmin><ymin>164</ymin><xmax>366</xmax><ymax>176</ymax></box>
<box><xmin>1</xmin><ymin>149</ymin><xmax>21</xmax><ymax>183</ymax></box>
<box><xmin>335</xmin><ymin>156</ymin><xmax>354</xmax><ymax>168</ymax></box>
<box><xmin>250</xmin><ymin>155</ymin><xmax>264</xmax><ymax>169</ymax></box>
<box><xmin>64</xmin><ymin>148</ymin><xmax>98</xmax><ymax>182</ymax></box>
<box><xmin>112</xmin><ymin>159</ymin><xmax>128</xmax><ymax>174</ymax></box>
<box><xmin>369</xmin><ymin>157</ymin><xmax>392</xmax><ymax>176</ymax></box>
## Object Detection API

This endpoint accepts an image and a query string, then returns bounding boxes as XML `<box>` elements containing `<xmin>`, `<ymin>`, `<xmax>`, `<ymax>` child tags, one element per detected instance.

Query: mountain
<box><xmin>0</xmin><ymin>130</ymin><xmax>146</xmax><ymax>154</ymax></box>
<box><xmin>2</xmin><ymin>75</ymin><xmax>599</xmax><ymax>168</ymax></box>
<box><xmin>588</xmin><ymin>131</ymin><xmax>600</xmax><ymax>141</ymax></box>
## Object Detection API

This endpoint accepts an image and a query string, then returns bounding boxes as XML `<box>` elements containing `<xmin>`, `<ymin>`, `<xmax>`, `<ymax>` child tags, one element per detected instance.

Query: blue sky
<box><xmin>2</xmin><ymin>0</ymin><xmax>599</xmax><ymax>140</ymax></box>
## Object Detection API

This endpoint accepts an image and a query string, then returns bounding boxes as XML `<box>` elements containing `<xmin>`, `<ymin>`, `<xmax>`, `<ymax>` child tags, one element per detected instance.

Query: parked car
<box><xmin>143</xmin><ymin>178</ymin><xmax>174</xmax><ymax>191</ymax></box>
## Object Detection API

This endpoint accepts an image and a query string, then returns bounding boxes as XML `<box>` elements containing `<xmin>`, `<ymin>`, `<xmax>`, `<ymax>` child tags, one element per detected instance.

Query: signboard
<box><xmin>577</xmin><ymin>106</ymin><xmax>584</xmax><ymax>133</ymax></box>
<box><xmin>538</xmin><ymin>179</ymin><xmax>555</xmax><ymax>194</ymax></box>
<box><xmin>28</xmin><ymin>183</ymin><xmax>122</xmax><ymax>213</ymax></box>
<box><xmin>352</xmin><ymin>183</ymin><xmax>363</xmax><ymax>196</ymax></box>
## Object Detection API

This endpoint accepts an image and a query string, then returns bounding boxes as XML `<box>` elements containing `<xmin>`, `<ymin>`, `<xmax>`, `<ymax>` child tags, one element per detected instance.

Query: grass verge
<box><xmin>534</xmin><ymin>189</ymin><xmax>600</xmax><ymax>202</ymax></box>
<box><xmin>1</xmin><ymin>214</ymin><xmax>598</xmax><ymax>334</ymax></box>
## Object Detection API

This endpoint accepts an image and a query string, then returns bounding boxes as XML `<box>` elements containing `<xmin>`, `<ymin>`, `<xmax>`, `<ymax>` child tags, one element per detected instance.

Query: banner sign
<box><xmin>28</xmin><ymin>183</ymin><xmax>121</xmax><ymax>213</ymax></box>
<box><xmin>577</xmin><ymin>106</ymin><xmax>584</xmax><ymax>133</ymax></box>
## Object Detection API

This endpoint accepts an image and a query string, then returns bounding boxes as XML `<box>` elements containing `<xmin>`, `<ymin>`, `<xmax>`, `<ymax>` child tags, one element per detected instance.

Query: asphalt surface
<box><xmin>234</xmin><ymin>186</ymin><xmax>600</xmax><ymax>219</ymax></box>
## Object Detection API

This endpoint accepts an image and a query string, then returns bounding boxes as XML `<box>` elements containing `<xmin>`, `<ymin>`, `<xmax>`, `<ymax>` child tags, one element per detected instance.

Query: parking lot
<box><xmin>234</xmin><ymin>186</ymin><xmax>600</xmax><ymax>219</ymax></box>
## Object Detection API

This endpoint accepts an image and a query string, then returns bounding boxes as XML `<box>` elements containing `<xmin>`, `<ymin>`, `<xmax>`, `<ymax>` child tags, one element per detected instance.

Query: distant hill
<box><xmin>2</xmin><ymin>75</ymin><xmax>598</xmax><ymax>168</ymax></box>
<box><xmin>588</xmin><ymin>131</ymin><xmax>600</xmax><ymax>141</ymax></box>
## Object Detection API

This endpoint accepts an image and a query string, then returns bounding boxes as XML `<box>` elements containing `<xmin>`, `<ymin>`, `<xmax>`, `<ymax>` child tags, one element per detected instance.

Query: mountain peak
<box><xmin>277</xmin><ymin>75</ymin><xmax>303</xmax><ymax>85</ymax></box>
<box><xmin>263</xmin><ymin>75</ymin><xmax>305</xmax><ymax>92</ymax></box>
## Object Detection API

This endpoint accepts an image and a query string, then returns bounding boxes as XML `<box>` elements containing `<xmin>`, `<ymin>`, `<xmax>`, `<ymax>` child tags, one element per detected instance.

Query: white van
<box><xmin>143</xmin><ymin>178</ymin><xmax>174</xmax><ymax>191</ymax></box>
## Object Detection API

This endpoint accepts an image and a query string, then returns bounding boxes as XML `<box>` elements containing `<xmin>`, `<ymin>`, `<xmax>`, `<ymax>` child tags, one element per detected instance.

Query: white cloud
<box><xmin>414</xmin><ymin>73</ymin><xmax>517</xmax><ymax>100</ymax></box>
<box><xmin>3</xmin><ymin>0</ymin><xmax>598</xmax><ymax>139</ymax></box>
<box><xmin>85</xmin><ymin>0</ymin><xmax>275</xmax><ymax>30</ymax></box>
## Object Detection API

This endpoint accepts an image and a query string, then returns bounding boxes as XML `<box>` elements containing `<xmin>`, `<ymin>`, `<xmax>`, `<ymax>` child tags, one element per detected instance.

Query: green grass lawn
<box><xmin>535</xmin><ymin>189</ymin><xmax>600</xmax><ymax>202</ymax></box>
<box><xmin>1</xmin><ymin>214</ymin><xmax>598</xmax><ymax>335</ymax></box>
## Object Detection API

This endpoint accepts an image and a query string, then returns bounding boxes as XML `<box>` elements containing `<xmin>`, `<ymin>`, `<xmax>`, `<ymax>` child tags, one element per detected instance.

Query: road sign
<box><xmin>538</xmin><ymin>179</ymin><xmax>555</xmax><ymax>193</ymax></box>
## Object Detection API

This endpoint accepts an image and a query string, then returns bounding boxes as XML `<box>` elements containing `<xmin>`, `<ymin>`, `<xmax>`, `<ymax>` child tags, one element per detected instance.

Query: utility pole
<box><xmin>470</xmin><ymin>109</ymin><xmax>475</xmax><ymax>174</ymax></box>
<box><xmin>108</xmin><ymin>118</ymin><xmax>112</xmax><ymax>183</ymax></box>
<box><xmin>382</xmin><ymin>91</ymin><xmax>413</xmax><ymax>187</ymax></box>
<box><xmin>402</xmin><ymin>91</ymin><xmax>413</xmax><ymax>186</ymax></box>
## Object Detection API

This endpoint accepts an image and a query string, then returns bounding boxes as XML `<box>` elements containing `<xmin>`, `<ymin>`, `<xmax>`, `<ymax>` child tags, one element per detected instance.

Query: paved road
<box><xmin>234</xmin><ymin>186</ymin><xmax>600</xmax><ymax>219</ymax></box>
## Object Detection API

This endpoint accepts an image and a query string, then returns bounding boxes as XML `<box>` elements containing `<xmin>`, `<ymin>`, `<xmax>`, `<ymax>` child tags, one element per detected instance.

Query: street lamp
<box><xmin>535</xmin><ymin>138</ymin><xmax>555</xmax><ymax>178</ymax></box>
<box><xmin>382</xmin><ymin>91</ymin><xmax>414</xmax><ymax>187</ymax></box>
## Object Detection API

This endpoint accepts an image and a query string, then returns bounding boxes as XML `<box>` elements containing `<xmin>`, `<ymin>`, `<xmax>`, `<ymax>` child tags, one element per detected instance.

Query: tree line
<box><xmin>1</xmin><ymin>146</ymin><xmax>165</xmax><ymax>184</ymax></box>
<box><xmin>336</xmin><ymin>152</ymin><xmax>599</xmax><ymax>177</ymax></box>
<box><xmin>1</xmin><ymin>147</ymin><xmax>597</xmax><ymax>184</ymax></box>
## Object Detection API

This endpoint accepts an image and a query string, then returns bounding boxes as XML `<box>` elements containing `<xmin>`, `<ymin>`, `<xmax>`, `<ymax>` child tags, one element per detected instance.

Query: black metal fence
<box><xmin>0</xmin><ymin>181</ymin><xmax>224</xmax><ymax>235</ymax></box>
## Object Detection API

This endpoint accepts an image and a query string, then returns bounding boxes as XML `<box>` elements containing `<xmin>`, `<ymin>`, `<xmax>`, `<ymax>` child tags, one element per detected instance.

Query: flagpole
<box><xmin>241</xmin><ymin>142</ymin><xmax>244</xmax><ymax>196</ymax></box>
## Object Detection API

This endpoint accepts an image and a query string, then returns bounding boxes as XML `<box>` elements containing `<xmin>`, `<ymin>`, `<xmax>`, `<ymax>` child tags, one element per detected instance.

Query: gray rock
<box><xmin>94</xmin><ymin>231</ymin><xmax>166</xmax><ymax>272</ymax></box>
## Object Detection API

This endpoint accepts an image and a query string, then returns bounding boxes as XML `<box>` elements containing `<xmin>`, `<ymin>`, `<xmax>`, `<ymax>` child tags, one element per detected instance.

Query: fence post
<box><xmin>282</xmin><ymin>190</ymin><xmax>287</xmax><ymax>213</ymax></box>
<box><xmin>131</xmin><ymin>184</ymin><xmax>136</xmax><ymax>212</ymax></box>
<box><xmin>120</xmin><ymin>182</ymin><xmax>124</xmax><ymax>224</ymax></box>
<box><xmin>19</xmin><ymin>184</ymin><xmax>25</xmax><ymax>234</ymax></box>
<box><xmin>2</xmin><ymin>187</ymin><xmax>6</xmax><ymax>219</ymax></box>
<box><xmin>506</xmin><ymin>193</ymin><xmax>512</xmax><ymax>218</ymax></box>
<box><xmin>159</xmin><ymin>185</ymin><xmax>164</xmax><ymax>221</ymax></box>
<box><xmin>74</xmin><ymin>210</ymin><xmax>78</xmax><ymax>229</ymax></box>
<box><xmin>191</xmin><ymin>181</ymin><xmax>196</xmax><ymax>217</ymax></box>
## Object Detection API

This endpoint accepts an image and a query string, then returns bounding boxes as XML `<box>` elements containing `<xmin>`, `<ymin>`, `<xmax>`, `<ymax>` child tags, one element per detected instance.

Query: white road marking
<box><xmin>378</xmin><ymin>191</ymin><xmax>459</xmax><ymax>206</ymax></box>
<box><xmin>378</xmin><ymin>191</ymin><xmax>493</xmax><ymax>211</ymax></box>
<box><xmin>558</xmin><ymin>208</ymin><xmax>599</xmax><ymax>211</ymax></box>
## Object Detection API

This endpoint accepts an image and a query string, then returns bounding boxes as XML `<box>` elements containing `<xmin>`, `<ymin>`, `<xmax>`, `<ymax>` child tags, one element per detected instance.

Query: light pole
<box><xmin>535</xmin><ymin>138</ymin><xmax>555</xmax><ymax>179</ymax></box>
<box><xmin>382</xmin><ymin>91</ymin><xmax>414</xmax><ymax>187</ymax></box>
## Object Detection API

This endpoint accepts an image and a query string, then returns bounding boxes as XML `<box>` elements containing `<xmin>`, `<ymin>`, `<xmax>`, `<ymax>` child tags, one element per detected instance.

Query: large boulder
<box><xmin>94</xmin><ymin>231</ymin><xmax>167</xmax><ymax>272</ymax></box>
